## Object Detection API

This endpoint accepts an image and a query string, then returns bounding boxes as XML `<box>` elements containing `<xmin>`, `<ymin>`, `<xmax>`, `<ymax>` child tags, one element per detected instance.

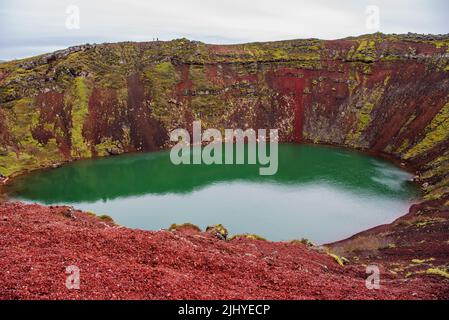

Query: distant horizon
<box><xmin>1</xmin><ymin>0</ymin><xmax>448</xmax><ymax>61</ymax></box>
<box><xmin>2</xmin><ymin>31</ymin><xmax>449</xmax><ymax>63</ymax></box>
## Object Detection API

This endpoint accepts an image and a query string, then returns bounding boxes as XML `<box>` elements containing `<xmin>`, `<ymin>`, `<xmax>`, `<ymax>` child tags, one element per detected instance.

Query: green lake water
<box><xmin>8</xmin><ymin>144</ymin><xmax>419</xmax><ymax>244</ymax></box>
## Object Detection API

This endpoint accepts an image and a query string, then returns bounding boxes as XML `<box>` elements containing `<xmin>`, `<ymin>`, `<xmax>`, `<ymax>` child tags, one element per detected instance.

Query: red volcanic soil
<box><xmin>0</xmin><ymin>202</ymin><xmax>447</xmax><ymax>300</ymax></box>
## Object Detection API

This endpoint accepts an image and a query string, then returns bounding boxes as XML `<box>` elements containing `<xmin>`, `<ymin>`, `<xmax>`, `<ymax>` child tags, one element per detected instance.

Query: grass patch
<box><xmin>290</xmin><ymin>238</ymin><xmax>314</xmax><ymax>246</ymax></box>
<box><xmin>98</xmin><ymin>214</ymin><xmax>115</xmax><ymax>224</ymax></box>
<box><xmin>169</xmin><ymin>223</ymin><xmax>201</xmax><ymax>232</ymax></box>
<box><xmin>229</xmin><ymin>234</ymin><xmax>267</xmax><ymax>241</ymax></box>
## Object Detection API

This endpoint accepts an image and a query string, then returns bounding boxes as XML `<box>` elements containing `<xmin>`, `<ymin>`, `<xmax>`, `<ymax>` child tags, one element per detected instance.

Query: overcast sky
<box><xmin>1</xmin><ymin>0</ymin><xmax>448</xmax><ymax>60</ymax></box>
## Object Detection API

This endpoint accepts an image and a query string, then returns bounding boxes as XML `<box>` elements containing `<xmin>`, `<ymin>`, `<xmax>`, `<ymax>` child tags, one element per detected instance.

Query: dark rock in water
<box><xmin>107</xmin><ymin>148</ymin><xmax>121</xmax><ymax>156</ymax></box>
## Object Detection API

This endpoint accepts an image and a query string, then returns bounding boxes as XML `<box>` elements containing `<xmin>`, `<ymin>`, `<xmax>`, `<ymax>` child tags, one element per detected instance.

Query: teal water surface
<box><xmin>8</xmin><ymin>144</ymin><xmax>419</xmax><ymax>244</ymax></box>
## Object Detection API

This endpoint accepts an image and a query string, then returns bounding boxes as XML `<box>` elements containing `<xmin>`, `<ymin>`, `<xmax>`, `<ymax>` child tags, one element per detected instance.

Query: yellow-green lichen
<box><xmin>98</xmin><ymin>214</ymin><xmax>115</xmax><ymax>224</ymax></box>
<box><xmin>70</xmin><ymin>77</ymin><xmax>91</xmax><ymax>158</ymax></box>
<box><xmin>404</xmin><ymin>102</ymin><xmax>449</xmax><ymax>160</ymax></box>
<box><xmin>290</xmin><ymin>238</ymin><xmax>314</xmax><ymax>246</ymax></box>
<box><xmin>206</xmin><ymin>224</ymin><xmax>228</xmax><ymax>240</ymax></box>
<box><xmin>411</xmin><ymin>258</ymin><xmax>435</xmax><ymax>264</ymax></box>
<box><xmin>328</xmin><ymin>253</ymin><xmax>349</xmax><ymax>267</ymax></box>
<box><xmin>229</xmin><ymin>234</ymin><xmax>267</xmax><ymax>241</ymax></box>
<box><xmin>169</xmin><ymin>222</ymin><xmax>201</xmax><ymax>232</ymax></box>
<box><xmin>351</xmin><ymin>40</ymin><xmax>377</xmax><ymax>62</ymax></box>
<box><xmin>345</xmin><ymin>102</ymin><xmax>375</xmax><ymax>146</ymax></box>
<box><xmin>0</xmin><ymin>98</ymin><xmax>64</xmax><ymax>176</ymax></box>
<box><xmin>94</xmin><ymin>137</ymin><xmax>120</xmax><ymax>157</ymax></box>
<box><xmin>426</xmin><ymin>268</ymin><xmax>449</xmax><ymax>279</ymax></box>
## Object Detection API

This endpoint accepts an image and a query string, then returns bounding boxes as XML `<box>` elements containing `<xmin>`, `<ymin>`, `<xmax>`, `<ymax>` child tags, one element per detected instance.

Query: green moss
<box><xmin>191</xmin><ymin>94</ymin><xmax>226</xmax><ymax>122</ymax></box>
<box><xmin>396</xmin><ymin>139</ymin><xmax>410</xmax><ymax>154</ymax></box>
<box><xmin>404</xmin><ymin>102</ymin><xmax>449</xmax><ymax>160</ymax></box>
<box><xmin>98</xmin><ymin>214</ymin><xmax>115</xmax><ymax>224</ymax></box>
<box><xmin>347</xmin><ymin>70</ymin><xmax>360</xmax><ymax>95</ymax></box>
<box><xmin>346</xmin><ymin>102</ymin><xmax>375</xmax><ymax>146</ymax></box>
<box><xmin>351</xmin><ymin>40</ymin><xmax>377</xmax><ymax>62</ymax></box>
<box><xmin>424</xmin><ymin>183</ymin><xmax>449</xmax><ymax>201</ymax></box>
<box><xmin>94</xmin><ymin>137</ymin><xmax>120</xmax><ymax>157</ymax></box>
<box><xmin>229</xmin><ymin>234</ymin><xmax>267</xmax><ymax>241</ymax></box>
<box><xmin>189</xmin><ymin>65</ymin><xmax>217</xmax><ymax>91</ymax></box>
<box><xmin>149</xmin><ymin>62</ymin><xmax>179</xmax><ymax>89</ymax></box>
<box><xmin>0</xmin><ymin>152</ymin><xmax>24</xmax><ymax>176</ymax></box>
<box><xmin>168</xmin><ymin>222</ymin><xmax>201</xmax><ymax>232</ymax></box>
<box><xmin>434</xmin><ymin>40</ymin><xmax>449</xmax><ymax>50</ymax></box>
<box><xmin>290</xmin><ymin>238</ymin><xmax>314</xmax><ymax>246</ymax></box>
<box><xmin>143</xmin><ymin>61</ymin><xmax>180</xmax><ymax>122</ymax></box>
<box><xmin>206</xmin><ymin>224</ymin><xmax>228</xmax><ymax>240</ymax></box>
<box><xmin>271</xmin><ymin>48</ymin><xmax>289</xmax><ymax>60</ymax></box>
<box><xmin>412</xmin><ymin>217</ymin><xmax>446</xmax><ymax>227</ymax></box>
<box><xmin>420</xmin><ymin>156</ymin><xmax>449</xmax><ymax>181</ymax></box>
<box><xmin>70</xmin><ymin>77</ymin><xmax>91</xmax><ymax>158</ymax></box>
<box><xmin>389</xmin><ymin>112</ymin><xmax>418</xmax><ymax>154</ymax></box>
<box><xmin>0</xmin><ymin>87</ymin><xmax>17</xmax><ymax>103</ymax></box>
<box><xmin>346</xmin><ymin>84</ymin><xmax>387</xmax><ymax>147</ymax></box>
<box><xmin>416</xmin><ymin>221</ymin><xmax>431</xmax><ymax>228</ymax></box>
<box><xmin>243</xmin><ymin>41</ymin><xmax>322</xmax><ymax>62</ymax></box>
<box><xmin>0</xmin><ymin>98</ymin><xmax>64</xmax><ymax>176</ymax></box>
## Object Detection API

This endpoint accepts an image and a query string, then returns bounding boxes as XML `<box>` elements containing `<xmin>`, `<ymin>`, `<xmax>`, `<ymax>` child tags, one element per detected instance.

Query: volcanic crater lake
<box><xmin>9</xmin><ymin>144</ymin><xmax>419</xmax><ymax>244</ymax></box>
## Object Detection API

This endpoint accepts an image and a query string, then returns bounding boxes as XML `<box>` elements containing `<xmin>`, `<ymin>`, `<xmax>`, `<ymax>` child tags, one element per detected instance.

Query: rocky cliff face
<box><xmin>0</xmin><ymin>34</ymin><xmax>448</xmax><ymax>202</ymax></box>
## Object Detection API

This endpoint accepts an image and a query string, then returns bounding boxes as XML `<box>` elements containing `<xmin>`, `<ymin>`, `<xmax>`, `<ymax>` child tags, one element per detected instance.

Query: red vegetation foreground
<box><xmin>0</xmin><ymin>202</ymin><xmax>447</xmax><ymax>300</ymax></box>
